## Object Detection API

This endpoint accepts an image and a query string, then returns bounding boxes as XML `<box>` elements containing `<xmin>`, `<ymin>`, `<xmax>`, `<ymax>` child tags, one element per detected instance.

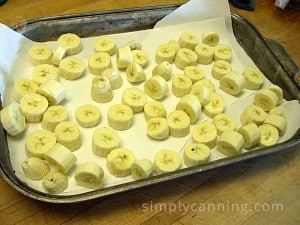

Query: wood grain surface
<box><xmin>0</xmin><ymin>1</ymin><xmax>299</xmax><ymax>225</ymax></box>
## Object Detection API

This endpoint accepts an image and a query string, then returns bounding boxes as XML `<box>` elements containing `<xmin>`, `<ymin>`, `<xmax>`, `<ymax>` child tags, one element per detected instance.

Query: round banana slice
<box><xmin>264</xmin><ymin>114</ymin><xmax>287</xmax><ymax>136</ymax></box>
<box><xmin>254</xmin><ymin>89</ymin><xmax>278</xmax><ymax>112</ymax></box>
<box><xmin>195</xmin><ymin>78</ymin><xmax>215</xmax><ymax>93</ymax></box>
<box><xmin>144</xmin><ymin>76</ymin><xmax>169</xmax><ymax>100</ymax></box>
<box><xmin>183</xmin><ymin>143</ymin><xmax>211</xmax><ymax>167</ymax></box>
<box><xmin>238</xmin><ymin>122</ymin><xmax>261</xmax><ymax>149</ymax></box>
<box><xmin>91</xmin><ymin>76</ymin><xmax>113</xmax><ymax>103</ymax></box>
<box><xmin>13</xmin><ymin>78</ymin><xmax>39</xmax><ymax>103</ymax></box>
<box><xmin>143</xmin><ymin>101</ymin><xmax>166</xmax><ymax>121</ymax></box>
<box><xmin>131</xmin><ymin>159</ymin><xmax>154</xmax><ymax>181</ymax></box>
<box><xmin>42</xmin><ymin>171</ymin><xmax>68</xmax><ymax>194</ymax></box>
<box><xmin>211</xmin><ymin>60</ymin><xmax>232</xmax><ymax>80</ymax></box>
<box><xmin>202</xmin><ymin>32</ymin><xmax>219</xmax><ymax>47</ymax></box>
<box><xmin>174</xmin><ymin>48</ymin><xmax>198</xmax><ymax>70</ymax></box>
<box><xmin>127</xmin><ymin>40</ymin><xmax>142</xmax><ymax>50</ymax></box>
<box><xmin>122</xmin><ymin>87</ymin><xmax>147</xmax><ymax>113</ymax></box>
<box><xmin>88</xmin><ymin>51</ymin><xmax>111</xmax><ymax>75</ymax></box>
<box><xmin>184</xmin><ymin>65</ymin><xmax>204</xmax><ymax>83</ymax></box>
<box><xmin>154</xmin><ymin>149</ymin><xmax>181</xmax><ymax>175</ymax></box>
<box><xmin>190</xmin><ymin>83</ymin><xmax>211</xmax><ymax>106</ymax></box>
<box><xmin>147</xmin><ymin>117</ymin><xmax>169</xmax><ymax>140</ymax></box>
<box><xmin>75</xmin><ymin>162</ymin><xmax>104</xmax><ymax>189</ymax></box>
<box><xmin>155</xmin><ymin>43</ymin><xmax>176</xmax><ymax>64</ymax></box>
<box><xmin>152</xmin><ymin>61</ymin><xmax>172</xmax><ymax>81</ymax></box>
<box><xmin>55</xmin><ymin>121</ymin><xmax>82</xmax><ymax>151</ymax></box>
<box><xmin>41</xmin><ymin>105</ymin><xmax>68</xmax><ymax>132</ymax></box>
<box><xmin>203</xmin><ymin>93</ymin><xmax>226</xmax><ymax>118</ymax></box>
<box><xmin>213</xmin><ymin>113</ymin><xmax>237</xmax><ymax>135</ymax></box>
<box><xmin>176</xmin><ymin>94</ymin><xmax>201</xmax><ymax>124</ymax></box>
<box><xmin>22</xmin><ymin>157</ymin><xmax>50</xmax><ymax>180</ymax></box>
<box><xmin>220</xmin><ymin>71</ymin><xmax>246</xmax><ymax>95</ymax></box>
<box><xmin>126</xmin><ymin>62</ymin><xmax>146</xmax><ymax>83</ymax></box>
<box><xmin>242</xmin><ymin>66</ymin><xmax>264</xmax><ymax>90</ymax></box>
<box><xmin>132</xmin><ymin>49</ymin><xmax>149</xmax><ymax>67</ymax></box>
<box><xmin>58</xmin><ymin>57</ymin><xmax>85</xmax><ymax>80</ymax></box>
<box><xmin>95</xmin><ymin>36</ymin><xmax>116</xmax><ymax>55</ymax></box>
<box><xmin>102</xmin><ymin>68</ymin><xmax>123</xmax><ymax>90</ymax></box>
<box><xmin>269</xmin><ymin>107</ymin><xmax>287</xmax><ymax>120</ymax></box>
<box><xmin>178</xmin><ymin>32</ymin><xmax>199</xmax><ymax>50</ymax></box>
<box><xmin>52</xmin><ymin>46</ymin><xmax>67</xmax><ymax>66</ymax></box>
<box><xmin>75</xmin><ymin>104</ymin><xmax>101</xmax><ymax>128</ymax></box>
<box><xmin>214</xmin><ymin>44</ymin><xmax>232</xmax><ymax>62</ymax></box>
<box><xmin>259</xmin><ymin>124</ymin><xmax>279</xmax><ymax>147</ymax></box>
<box><xmin>32</xmin><ymin>64</ymin><xmax>59</xmax><ymax>85</ymax></box>
<box><xmin>194</xmin><ymin>43</ymin><xmax>214</xmax><ymax>65</ymax></box>
<box><xmin>192</xmin><ymin>121</ymin><xmax>217</xmax><ymax>149</ymax></box>
<box><xmin>116</xmin><ymin>45</ymin><xmax>134</xmax><ymax>69</ymax></box>
<box><xmin>172</xmin><ymin>74</ymin><xmax>193</xmax><ymax>98</ymax></box>
<box><xmin>267</xmin><ymin>85</ymin><xmax>283</xmax><ymax>105</ymax></box>
<box><xmin>107</xmin><ymin>104</ymin><xmax>134</xmax><ymax>131</ymax></box>
<box><xmin>168</xmin><ymin>39</ymin><xmax>180</xmax><ymax>53</ymax></box>
<box><xmin>28</xmin><ymin>44</ymin><xmax>53</xmax><ymax>65</ymax></box>
<box><xmin>240</xmin><ymin>105</ymin><xmax>267</xmax><ymax>126</ymax></box>
<box><xmin>57</xmin><ymin>33</ymin><xmax>82</xmax><ymax>55</ymax></box>
<box><xmin>167</xmin><ymin>110</ymin><xmax>190</xmax><ymax>138</ymax></box>
<box><xmin>217</xmin><ymin>130</ymin><xmax>244</xmax><ymax>156</ymax></box>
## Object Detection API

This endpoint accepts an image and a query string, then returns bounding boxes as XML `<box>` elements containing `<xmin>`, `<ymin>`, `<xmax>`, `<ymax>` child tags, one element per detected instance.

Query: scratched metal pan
<box><xmin>0</xmin><ymin>4</ymin><xmax>299</xmax><ymax>203</ymax></box>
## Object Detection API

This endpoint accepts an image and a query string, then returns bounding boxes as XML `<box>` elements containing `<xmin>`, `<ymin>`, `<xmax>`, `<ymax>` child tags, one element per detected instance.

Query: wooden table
<box><xmin>0</xmin><ymin>1</ymin><xmax>299</xmax><ymax>224</ymax></box>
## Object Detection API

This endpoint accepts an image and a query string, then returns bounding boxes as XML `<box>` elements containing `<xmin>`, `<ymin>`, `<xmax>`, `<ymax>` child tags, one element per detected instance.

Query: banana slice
<box><xmin>240</xmin><ymin>105</ymin><xmax>267</xmax><ymax>126</ymax></box>
<box><xmin>127</xmin><ymin>40</ymin><xmax>142</xmax><ymax>50</ymax></box>
<box><xmin>32</xmin><ymin>64</ymin><xmax>59</xmax><ymax>85</ymax></box>
<box><xmin>143</xmin><ymin>101</ymin><xmax>166</xmax><ymax>121</ymax></box>
<box><xmin>131</xmin><ymin>159</ymin><xmax>154</xmax><ymax>180</ymax></box>
<box><xmin>254</xmin><ymin>89</ymin><xmax>278</xmax><ymax>112</ymax></box>
<box><xmin>192</xmin><ymin>121</ymin><xmax>217</xmax><ymax>149</ymax></box>
<box><xmin>44</xmin><ymin>143</ymin><xmax>77</xmax><ymax>174</ymax></box>
<box><xmin>211</xmin><ymin>60</ymin><xmax>232</xmax><ymax>80</ymax></box>
<box><xmin>126</xmin><ymin>62</ymin><xmax>146</xmax><ymax>83</ymax></box>
<box><xmin>203</xmin><ymin>93</ymin><xmax>226</xmax><ymax>118</ymax></box>
<box><xmin>55</xmin><ymin>121</ymin><xmax>82</xmax><ymax>151</ymax></box>
<box><xmin>184</xmin><ymin>66</ymin><xmax>204</xmax><ymax>83</ymax></box>
<box><xmin>190</xmin><ymin>83</ymin><xmax>211</xmax><ymax>106</ymax></box>
<box><xmin>144</xmin><ymin>76</ymin><xmax>169</xmax><ymax>100</ymax></box>
<box><xmin>195</xmin><ymin>78</ymin><xmax>215</xmax><ymax>93</ymax></box>
<box><xmin>13</xmin><ymin>78</ymin><xmax>39</xmax><ymax>103</ymax></box>
<box><xmin>122</xmin><ymin>87</ymin><xmax>147</xmax><ymax>113</ymax></box>
<box><xmin>20</xmin><ymin>93</ymin><xmax>48</xmax><ymax>123</ymax></box>
<box><xmin>259</xmin><ymin>124</ymin><xmax>279</xmax><ymax>147</ymax></box>
<box><xmin>58</xmin><ymin>57</ymin><xmax>85</xmax><ymax>80</ymax></box>
<box><xmin>102</xmin><ymin>68</ymin><xmax>123</xmax><ymax>90</ymax></box>
<box><xmin>106</xmin><ymin>148</ymin><xmax>136</xmax><ymax>177</ymax></box>
<box><xmin>107</xmin><ymin>104</ymin><xmax>134</xmax><ymax>131</ymax></box>
<box><xmin>91</xmin><ymin>76</ymin><xmax>113</xmax><ymax>103</ymax></box>
<box><xmin>220</xmin><ymin>71</ymin><xmax>246</xmax><ymax>95</ymax></box>
<box><xmin>28</xmin><ymin>44</ymin><xmax>53</xmax><ymax>65</ymax></box>
<box><xmin>155</xmin><ymin>43</ymin><xmax>176</xmax><ymax>64</ymax></box>
<box><xmin>238</xmin><ymin>122</ymin><xmax>261</xmax><ymax>149</ymax></box>
<box><xmin>217</xmin><ymin>130</ymin><xmax>244</xmax><ymax>156</ymax></box>
<box><xmin>57</xmin><ymin>33</ymin><xmax>82</xmax><ymax>55</ymax></box>
<box><xmin>176</xmin><ymin>94</ymin><xmax>201</xmax><ymax>124</ymax></box>
<box><xmin>242</xmin><ymin>66</ymin><xmax>264</xmax><ymax>90</ymax></box>
<box><xmin>88</xmin><ymin>52</ymin><xmax>111</xmax><ymax>75</ymax></box>
<box><xmin>214</xmin><ymin>44</ymin><xmax>232</xmax><ymax>62</ymax></box>
<box><xmin>167</xmin><ymin>110</ymin><xmax>190</xmax><ymax>138</ymax></box>
<box><xmin>152</xmin><ymin>61</ymin><xmax>172</xmax><ymax>81</ymax></box>
<box><xmin>95</xmin><ymin>36</ymin><xmax>116</xmax><ymax>55</ymax></box>
<box><xmin>41</xmin><ymin>105</ymin><xmax>68</xmax><ymax>132</ymax></box>
<box><xmin>25</xmin><ymin>129</ymin><xmax>56</xmax><ymax>159</ymax></box>
<box><xmin>264</xmin><ymin>114</ymin><xmax>287</xmax><ymax>136</ymax></box>
<box><xmin>21</xmin><ymin>157</ymin><xmax>50</xmax><ymax>180</ymax></box>
<box><xmin>42</xmin><ymin>171</ymin><xmax>68</xmax><ymax>194</ymax></box>
<box><xmin>174</xmin><ymin>48</ymin><xmax>198</xmax><ymax>70</ymax></box>
<box><xmin>267</xmin><ymin>85</ymin><xmax>283</xmax><ymax>105</ymax></box>
<box><xmin>0</xmin><ymin>103</ymin><xmax>26</xmax><ymax>136</ymax></box>
<box><xmin>168</xmin><ymin>39</ymin><xmax>180</xmax><ymax>53</ymax></box>
<box><xmin>202</xmin><ymin>32</ymin><xmax>220</xmax><ymax>47</ymax></box>
<box><xmin>132</xmin><ymin>49</ymin><xmax>149</xmax><ymax>67</ymax></box>
<box><xmin>154</xmin><ymin>149</ymin><xmax>181</xmax><ymax>174</ymax></box>
<box><xmin>52</xmin><ymin>46</ymin><xmax>67</xmax><ymax>66</ymax></box>
<box><xmin>178</xmin><ymin>32</ymin><xmax>199</xmax><ymax>50</ymax></box>
<box><xmin>75</xmin><ymin>104</ymin><xmax>101</xmax><ymax>128</ymax></box>
<box><xmin>269</xmin><ymin>107</ymin><xmax>287</xmax><ymax>120</ymax></box>
<box><xmin>116</xmin><ymin>45</ymin><xmax>133</xmax><ymax>69</ymax></box>
<box><xmin>194</xmin><ymin>43</ymin><xmax>214</xmax><ymax>65</ymax></box>
<box><xmin>147</xmin><ymin>117</ymin><xmax>169</xmax><ymax>140</ymax></box>
<box><xmin>172</xmin><ymin>74</ymin><xmax>193</xmax><ymax>98</ymax></box>
<box><xmin>183</xmin><ymin>143</ymin><xmax>211</xmax><ymax>167</ymax></box>
<box><xmin>36</xmin><ymin>79</ymin><xmax>67</xmax><ymax>106</ymax></box>
<box><xmin>92</xmin><ymin>127</ymin><xmax>121</xmax><ymax>157</ymax></box>
<box><xmin>74</xmin><ymin>162</ymin><xmax>104</xmax><ymax>189</ymax></box>
<box><xmin>213</xmin><ymin>113</ymin><xmax>237</xmax><ymax>135</ymax></box>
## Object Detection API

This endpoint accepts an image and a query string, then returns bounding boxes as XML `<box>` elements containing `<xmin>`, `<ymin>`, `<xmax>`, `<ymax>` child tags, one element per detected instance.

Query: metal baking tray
<box><xmin>1</xmin><ymin>4</ymin><xmax>300</xmax><ymax>203</ymax></box>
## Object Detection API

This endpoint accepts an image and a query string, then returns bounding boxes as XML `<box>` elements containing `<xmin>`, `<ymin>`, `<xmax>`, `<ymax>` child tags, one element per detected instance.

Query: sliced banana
<box><xmin>126</xmin><ymin>62</ymin><xmax>146</xmax><ymax>83</ymax></box>
<box><xmin>214</xmin><ymin>44</ymin><xmax>232</xmax><ymax>62</ymax></box>
<box><xmin>168</xmin><ymin>39</ymin><xmax>180</xmax><ymax>53</ymax></box>
<box><xmin>107</xmin><ymin>104</ymin><xmax>134</xmax><ymax>131</ymax></box>
<box><xmin>88</xmin><ymin>51</ymin><xmax>111</xmax><ymax>76</ymax></box>
<box><xmin>28</xmin><ymin>44</ymin><xmax>53</xmax><ymax>65</ymax></box>
<box><xmin>13</xmin><ymin>78</ymin><xmax>39</xmax><ymax>103</ymax></box>
<box><xmin>174</xmin><ymin>48</ymin><xmax>198</xmax><ymax>70</ymax></box>
<box><xmin>267</xmin><ymin>85</ymin><xmax>283</xmax><ymax>105</ymax></box>
<box><xmin>217</xmin><ymin>130</ymin><xmax>244</xmax><ymax>156</ymax></box>
<box><xmin>91</xmin><ymin>76</ymin><xmax>113</xmax><ymax>103</ymax></box>
<box><xmin>42</xmin><ymin>171</ymin><xmax>68</xmax><ymax>194</ymax></box>
<box><xmin>183</xmin><ymin>143</ymin><xmax>211</xmax><ymax>167</ymax></box>
<box><xmin>220</xmin><ymin>71</ymin><xmax>246</xmax><ymax>95</ymax></box>
<box><xmin>176</xmin><ymin>94</ymin><xmax>201</xmax><ymax>124</ymax></box>
<box><xmin>203</xmin><ymin>93</ymin><xmax>226</xmax><ymax>118</ymax></box>
<box><xmin>195</xmin><ymin>78</ymin><xmax>215</xmax><ymax>93</ymax></box>
<box><xmin>95</xmin><ymin>36</ymin><xmax>116</xmax><ymax>55</ymax></box>
<box><xmin>192</xmin><ymin>121</ymin><xmax>217</xmax><ymax>149</ymax></box>
<box><xmin>75</xmin><ymin>104</ymin><xmax>101</xmax><ymax>128</ymax></box>
<box><xmin>101</xmin><ymin>68</ymin><xmax>123</xmax><ymax>90</ymax></box>
<box><xmin>202</xmin><ymin>32</ymin><xmax>219</xmax><ymax>47</ymax></box>
<box><xmin>32</xmin><ymin>64</ymin><xmax>59</xmax><ymax>85</ymax></box>
<box><xmin>259</xmin><ymin>124</ymin><xmax>279</xmax><ymax>147</ymax></box>
<box><xmin>143</xmin><ymin>101</ymin><xmax>166</xmax><ymax>121</ymax></box>
<box><xmin>131</xmin><ymin>159</ymin><xmax>154</xmax><ymax>180</ymax></box>
<box><xmin>106</xmin><ymin>148</ymin><xmax>136</xmax><ymax>177</ymax></box>
<box><xmin>194</xmin><ymin>43</ymin><xmax>214</xmax><ymax>65</ymax></box>
<box><xmin>242</xmin><ymin>66</ymin><xmax>264</xmax><ymax>90</ymax></box>
<box><xmin>55</xmin><ymin>121</ymin><xmax>82</xmax><ymax>151</ymax></box>
<box><xmin>152</xmin><ymin>61</ymin><xmax>172</xmax><ymax>81</ymax></box>
<box><xmin>269</xmin><ymin>107</ymin><xmax>287</xmax><ymax>120</ymax></box>
<box><xmin>190</xmin><ymin>83</ymin><xmax>211</xmax><ymax>106</ymax></box>
<box><xmin>41</xmin><ymin>105</ymin><xmax>68</xmax><ymax>132</ymax></box>
<box><xmin>58</xmin><ymin>57</ymin><xmax>85</xmax><ymax>80</ymax></box>
<box><xmin>172</xmin><ymin>74</ymin><xmax>193</xmax><ymax>98</ymax></box>
<box><xmin>155</xmin><ymin>43</ymin><xmax>176</xmax><ymax>64</ymax></box>
<box><xmin>264</xmin><ymin>114</ymin><xmax>287</xmax><ymax>136</ymax></box>
<box><xmin>154</xmin><ymin>149</ymin><xmax>181</xmax><ymax>175</ymax></box>
<box><xmin>184</xmin><ymin>65</ymin><xmax>204</xmax><ymax>83</ymax></box>
<box><xmin>74</xmin><ymin>162</ymin><xmax>104</xmax><ymax>189</ymax></box>
<box><xmin>240</xmin><ymin>105</ymin><xmax>267</xmax><ymax>126</ymax></box>
<box><xmin>132</xmin><ymin>49</ymin><xmax>149</xmax><ymax>67</ymax></box>
<box><xmin>178</xmin><ymin>32</ymin><xmax>199</xmax><ymax>50</ymax></box>
<box><xmin>122</xmin><ymin>87</ymin><xmax>147</xmax><ymax>113</ymax></box>
<box><xmin>211</xmin><ymin>60</ymin><xmax>232</xmax><ymax>80</ymax></box>
<box><xmin>254</xmin><ymin>89</ymin><xmax>278</xmax><ymax>112</ymax></box>
<box><xmin>213</xmin><ymin>113</ymin><xmax>237</xmax><ymax>135</ymax></box>
<box><xmin>147</xmin><ymin>117</ymin><xmax>169</xmax><ymax>140</ymax></box>
<box><xmin>57</xmin><ymin>33</ymin><xmax>82</xmax><ymax>55</ymax></box>
<box><xmin>21</xmin><ymin>157</ymin><xmax>50</xmax><ymax>180</ymax></box>
<box><xmin>92</xmin><ymin>127</ymin><xmax>121</xmax><ymax>157</ymax></box>
<box><xmin>127</xmin><ymin>40</ymin><xmax>142</xmax><ymax>50</ymax></box>
<box><xmin>167</xmin><ymin>110</ymin><xmax>190</xmax><ymax>138</ymax></box>
<box><xmin>144</xmin><ymin>76</ymin><xmax>169</xmax><ymax>100</ymax></box>
<box><xmin>238</xmin><ymin>122</ymin><xmax>261</xmax><ymax>149</ymax></box>
<box><xmin>116</xmin><ymin>45</ymin><xmax>133</xmax><ymax>69</ymax></box>
<box><xmin>52</xmin><ymin>46</ymin><xmax>67</xmax><ymax>66</ymax></box>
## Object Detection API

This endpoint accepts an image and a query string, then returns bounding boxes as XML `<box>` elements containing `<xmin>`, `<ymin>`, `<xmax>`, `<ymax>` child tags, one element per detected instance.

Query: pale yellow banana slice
<box><xmin>28</xmin><ymin>44</ymin><xmax>53</xmax><ymax>65</ymax></box>
<box><xmin>217</xmin><ymin>130</ymin><xmax>244</xmax><ymax>156</ymax></box>
<box><xmin>190</xmin><ymin>83</ymin><xmax>211</xmax><ymax>106</ymax></box>
<box><xmin>176</xmin><ymin>94</ymin><xmax>201</xmax><ymax>124</ymax></box>
<box><xmin>152</xmin><ymin>61</ymin><xmax>172</xmax><ymax>81</ymax></box>
<box><xmin>168</xmin><ymin>39</ymin><xmax>180</xmax><ymax>53</ymax></box>
<box><xmin>107</xmin><ymin>104</ymin><xmax>134</xmax><ymax>131</ymax></box>
<box><xmin>55</xmin><ymin>121</ymin><xmax>82</xmax><ymax>151</ymax></box>
<box><xmin>242</xmin><ymin>66</ymin><xmax>264</xmax><ymax>90</ymax></box>
<box><xmin>269</xmin><ymin>107</ymin><xmax>287</xmax><ymax>120</ymax></box>
<box><xmin>101</xmin><ymin>68</ymin><xmax>123</xmax><ymax>90</ymax></box>
<box><xmin>240</xmin><ymin>105</ymin><xmax>267</xmax><ymax>126</ymax></box>
<box><xmin>202</xmin><ymin>32</ymin><xmax>220</xmax><ymax>47</ymax></box>
<box><xmin>254</xmin><ymin>89</ymin><xmax>278</xmax><ymax>112</ymax></box>
<box><xmin>267</xmin><ymin>85</ymin><xmax>283</xmax><ymax>105</ymax></box>
<box><xmin>214</xmin><ymin>44</ymin><xmax>232</xmax><ymax>62</ymax></box>
<box><xmin>144</xmin><ymin>76</ymin><xmax>169</xmax><ymax>100</ymax></box>
<box><xmin>116</xmin><ymin>45</ymin><xmax>133</xmax><ymax>69</ymax></box>
<box><xmin>172</xmin><ymin>74</ymin><xmax>193</xmax><ymax>98</ymax></box>
<box><xmin>154</xmin><ymin>149</ymin><xmax>181</xmax><ymax>175</ymax></box>
<box><xmin>75</xmin><ymin>104</ymin><xmax>101</xmax><ymax>128</ymax></box>
<box><xmin>74</xmin><ymin>162</ymin><xmax>104</xmax><ymax>189</ymax></box>
<box><xmin>20</xmin><ymin>93</ymin><xmax>48</xmax><ymax>123</ymax></box>
<box><xmin>184</xmin><ymin>65</ymin><xmax>204</xmax><ymax>83</ymax></box>
<box><xmin>220</xmin><ymin>71</ymin><xmax>246</xmax><ymax>95</ymax></box>
<box><xmin>195</xmin><ymin>78</ymin><xmax>215</xmax><ymax>93</ymax></box>
<box><xmin>194</xmin><ymin>43</ymin><xmax>214</xmax><ymax>65</ymax></box>
<box><xmin>203</xmin><ymin>93</ymin><xmax>225</xmax><ymax>118</ymax></box>
<box><xmin>143</xmin><ymin>101</ymin><xmax>166</xmax><ymax>121</ymax></box>
<box><xmin>259</xmin><ymin>124</ymin><xmax>279</xmax><ymax>147</ymax></box>
<box><xmin>178</xmin><ymin>32</ymin><xmax>199</xmax><ymax>50</ymax></box>
<box><xmin>41</xmin><ymin>105</ymin><xmax>68</xmax><ymax>132</ymax></box>
<box><xmin>174</xmin><ymin>48</ymin><xmax>198</xmax><ymax>70</ymax></box>
<box><xmin>238</xmin><ymin>122</ymin><xmax>261</xmax><ymax>149</ymax></box>
<box><xmin>264</xmin><ymin>114</ymin><xmax>287</xmax><ymax>136</ymax></box>
<box><xmin>92</xmin><ymin>127</ymin><xmax>121</xmax><ymax>157</ymax></box>
<box><xmin>155</xmin><ymin>43</ymin><xmax>176</xmax><ymax>64</ymax></box>
<box><xmin>52</xmin><ymin>46</ymin><xmax>67</xmax><ymax>66</ymax></box>
<box><xmin>95</xmin><ymin>36</ymin><xmax>116</xmax><ymax>55</ymax></box>
<box><xmin>126</xmin><ymin>62</ymin><xmax>146</xmax><ymax>83</ymax></box>
<box><xmin>58</xmin><ymin>57</ymin><xmax>85</xmax><ymax>80</ymax></box>
<box><xmin>192</xmin><ymin>121</ymin><xmax>217</xmax><ymax>149</ymax></box>
<box><xmin>32</xmin><ymin>64</ymin><xmax>59</xmax><ymax>85</ymax></box>
<box><xmin>42</xmin><ymin>171</ymin><xmax>68</xmax><ymax>194</ymax></box>
<box><xmin>0</xmin><ymin>103</ymin><xmax>26</xmax><ymax>136</ymax></box>
<box><xmin>183</xmin><ymin>143</ymin><xmax>211</xmax><ymax>167</ymax></box>
<box><xmin>36</xmin><ymin>79</ymin><xmax>67</xmax><ymax>106</ymax></box>
<box><xmin>122</xmin><ymin>87</ymin><xmax>147</xmax><ymax>113</ymax></box>
<box><xmin>127</xmin><ymin>40</ymin><xmax>142</xmax><ymax>50</ymax></box>
<box><xmin>132</xmin><ymin>49</ymin><xmax>149</xmax><ymax>67</ymax></box>
<box><xmin>88</xmin><ymin>52</ymin><xmax>111</xmax><ymax>76</ymax></box>
<box><xmin>167</xmin><ymin>110</ymin><xmax>190</xmax><ymax>138</ymax></box>
<box><xmin>213</xmin><ymin>113</ymin><xmax>237</xmax><ymax>135</ymax></box>
<box><xmin>21</xmin><ymin>157</ymin><xmax>50</xmax><ymax>180</ymax></box>
<box><xmin>57</xmin><ymin>33</ymin><xmax>82</xmax><ymax>55</ymax></box>
<box><xmin>91</xmin><ymin>76</ymin><xmax>113</xmax><ymax>103</ymax></box>
<box><xmin>25</xmin><ymin>129</ymin><xmax>56</xmax><ymax>159</ymax></box>
<box><xmin>106</xmin><ymin>148</ymin><xmax>135</xmax><ymax>177</ymax></box>
<box><xmin>211</xmin><ymin>60</ymin><xmax>232</xmax><ymax>80</ymax></box>
<box><xmin>13</xmin><ymin>78</ymin><xmax>39</xmax><ymax>103</ymax></box>
<box><xmin>131</xmin><ymin>159</ymin><xmax>154</xmax><ymax>180</ymax></box>
<box><xmin>147</xmin><ymin>117</ymin><xmax>169</xmax><ymax>140</ymax></box>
